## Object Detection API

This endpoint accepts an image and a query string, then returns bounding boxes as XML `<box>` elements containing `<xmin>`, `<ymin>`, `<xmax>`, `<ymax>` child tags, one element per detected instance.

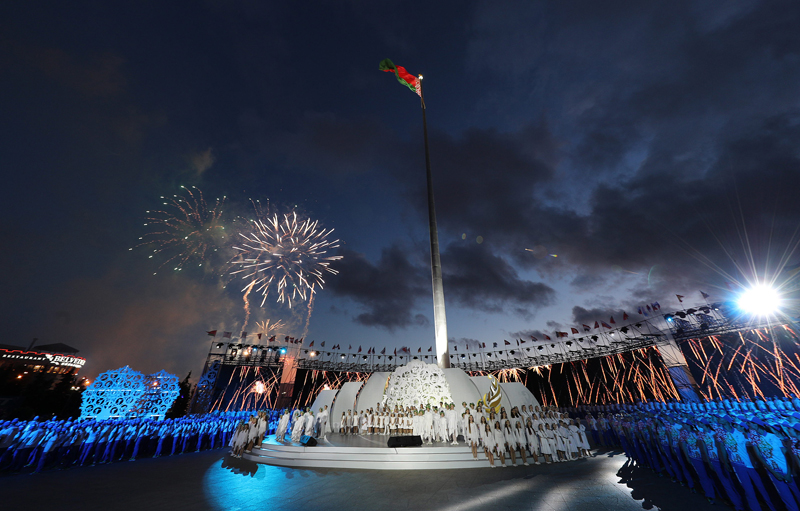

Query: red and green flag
<box><xmin>379</xmin><ymin>58</ymin><xmax>421</xmax><ymax>96</ymax></box>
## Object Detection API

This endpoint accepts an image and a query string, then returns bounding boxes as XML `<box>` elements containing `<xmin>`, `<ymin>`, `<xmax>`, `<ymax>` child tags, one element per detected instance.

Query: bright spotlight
<box><xmin>738</xmin><ymin>285</ymin><xmax>781</xmax><ymax>316</ymax></box>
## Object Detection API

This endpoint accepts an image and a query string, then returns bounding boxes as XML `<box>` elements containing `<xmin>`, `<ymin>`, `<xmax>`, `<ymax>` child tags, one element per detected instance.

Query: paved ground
<box><xmin>2</xmin><ymin>448</ymin><xmax>722</xmax><ymax>511</ymax></box>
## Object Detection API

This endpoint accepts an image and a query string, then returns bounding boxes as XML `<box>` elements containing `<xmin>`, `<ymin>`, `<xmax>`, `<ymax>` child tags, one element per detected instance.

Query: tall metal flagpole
<box><xmin>418</xmin><ymin>75</ymin><xmax>450</xmax><ymax>369</ymax></box>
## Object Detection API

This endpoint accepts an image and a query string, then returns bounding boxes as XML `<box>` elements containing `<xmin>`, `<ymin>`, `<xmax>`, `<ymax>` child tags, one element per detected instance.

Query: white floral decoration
<box><xmin>383</xmin><ymin>360</ymin><xmax>453</xmax><ymax>409</ymax></box>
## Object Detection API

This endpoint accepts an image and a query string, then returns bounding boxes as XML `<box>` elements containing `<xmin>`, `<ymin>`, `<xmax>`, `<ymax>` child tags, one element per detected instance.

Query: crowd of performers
<box><xmin>271</xmin><ymin>402</ymin><xmax>592</xmax><ymax>468</ymax></box>
<box><xmin>0</xmin><ymin>410</ymin><xmax>261</xmax><ymax>473</ymax></box>
<box><xmin>567</xmin><ymin>396</ymin><xmax>800</xmax><ymax>511</ymax></box>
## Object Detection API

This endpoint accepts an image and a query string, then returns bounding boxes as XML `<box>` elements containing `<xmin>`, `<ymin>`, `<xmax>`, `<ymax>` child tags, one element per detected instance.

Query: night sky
<box><xmin>3</xmin><ymin>1</ymin><xmax>800</xmax><ymax>380</ymax></box>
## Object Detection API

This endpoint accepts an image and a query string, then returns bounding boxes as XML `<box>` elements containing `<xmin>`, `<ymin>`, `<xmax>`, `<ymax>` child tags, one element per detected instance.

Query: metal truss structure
<box><xmin>192</xmin><ymin>301</ymin><xmax>797</xmax><ymax>411</ymax></box>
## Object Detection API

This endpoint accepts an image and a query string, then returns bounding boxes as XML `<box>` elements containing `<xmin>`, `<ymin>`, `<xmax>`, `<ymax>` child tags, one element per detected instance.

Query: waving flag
<box><xmin>379</xmin><ymin>59</ymin><xmax>421</xmax><ymax>96</ymax></box>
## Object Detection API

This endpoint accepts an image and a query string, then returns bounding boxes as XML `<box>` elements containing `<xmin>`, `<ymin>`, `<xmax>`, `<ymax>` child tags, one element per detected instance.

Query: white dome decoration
<box><xmin>383</xmin><ymin>360</ymin><xmax>453</xmax><ymax>409</ymax></box>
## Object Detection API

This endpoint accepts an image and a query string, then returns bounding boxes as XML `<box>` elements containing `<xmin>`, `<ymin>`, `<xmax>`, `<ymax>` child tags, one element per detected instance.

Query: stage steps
<box><xmin>243</xmin><ymin>436</ymin><xmax>531</xmax><ymax>470</ymax></box>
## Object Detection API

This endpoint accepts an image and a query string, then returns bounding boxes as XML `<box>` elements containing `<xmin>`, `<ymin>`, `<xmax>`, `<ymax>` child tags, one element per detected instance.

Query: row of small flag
<box><xmin>206</xmin><ymin>331</ymin><xmax>304</xmax><ymax>344</ymax></box>
<box><xmin>206</xmin><ymin>291</ymin><xmax>714</xmax><ymax>350</ymax></box>
<box><xmin>568</xmin><ymin>291</ymin><xmax>713</xmax><ymax>334</ymax></box>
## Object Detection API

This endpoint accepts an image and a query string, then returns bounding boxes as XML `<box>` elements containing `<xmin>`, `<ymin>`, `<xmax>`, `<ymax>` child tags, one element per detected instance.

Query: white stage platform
<box><xmin>244</xmin><ymin>433</ymin><xmax>516</xmax><ymax>470</ymax></box>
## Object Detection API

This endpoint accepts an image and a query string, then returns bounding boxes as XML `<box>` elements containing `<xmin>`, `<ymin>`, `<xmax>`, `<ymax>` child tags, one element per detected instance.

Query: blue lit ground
<box><xmin>2</xmin><ymin>448</ymin><xmax>719</xmax><ymax>511</ymax></box>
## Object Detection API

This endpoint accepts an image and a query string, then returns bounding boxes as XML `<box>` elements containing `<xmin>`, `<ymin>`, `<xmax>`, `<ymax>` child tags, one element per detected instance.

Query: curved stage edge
<box><xmin>244</xmin><ymin>434</ymin><xmax>511</xmax><ymax>470</ymax></box>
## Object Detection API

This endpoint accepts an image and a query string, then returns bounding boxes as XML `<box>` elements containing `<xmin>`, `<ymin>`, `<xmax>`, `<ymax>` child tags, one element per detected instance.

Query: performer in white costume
<box><xmin>543</xmin><ymin>423</ymin><xmax>558</xmax><ymax>462</ymax></box>
<box><xmin>317</xmin><ymin>406</ymin><xmax>329</xmax><ymax>439</ymax></box>
<box><xmin>291</xmin><ymin>408</ymin><xmax>302</xmax><ymax>432</ymax></box>
<box><xmin>492</xmin><ymin>421</ymin><xmax>506</xmax><ymax>467</ymax></box>
<box><xmin>344</xmin><ymin>410</ymin><xmax>352</xmax><ymax>435</ymax></box>
<box><xmin>290</xmin><ymin>414</ymin><xmax>304</xmax><ymax>443</ymax></box>
<box><xmin>481</xmin><ymin>422</ymin><xmax>495</xmax><ymax>467</ymax></box>
<box><xmin>557</xmin><ymin>420</ymin><xmax>573</xmax><ymax>460</ymax></box>
<box><xmin>465</xmin><ymin>415</ymin><xmax>480</xmax><ymax>460</ymax></box>
<box><xmin>349</xmin><ymin>410</ymin><xmax>357</xmax><ymax>435</ymax></box>
<box><xmin>525</xmin><ymin>419</ymin><xmax>541</xmax><ymax>465</ymax></box>
<box><xmin>422</xmin><ymin>408</ymin><xmax>434</xmax><ymax>444</ymax></box>
<box><xmin>514</xmin><ymin>421</ymin><xmax>530</xmax><ymax>465</ymax></box>
<box><xmin>303</xmin><ymin>410</ymin><xmax>315</xmax><ymax>436</ymax></box>
<box><xmin>257</xmin><ymin>411</ymin><xmax>268</xmax><ymax>444</ymax></box>
<box><xmin>275</xmin><ymin>410</ymin><xmax>290</xmax><ymax>442</ymax></box>
<box><xmin>572</xmin><ymin>419</ymin><xmax>591</xmax><ymax>457</ymax></box>
<box><xmin>502</xmin><ymin>420</ymin><xmax>517</xmax><ymax>465</ymax></box>
<box><xmin>435</xmin><ymin>411</ymin><xmax>448</xmax><ymax>443</ymax></box>
<box><xmin>446</xmin><ymin>404</ymin><xmax>459</xmax><ymax>444</ymax></box>
<box><xmin>246</xmin><ymin>417</ymin><xmax>259</xmax><ymax>451</ymax></box>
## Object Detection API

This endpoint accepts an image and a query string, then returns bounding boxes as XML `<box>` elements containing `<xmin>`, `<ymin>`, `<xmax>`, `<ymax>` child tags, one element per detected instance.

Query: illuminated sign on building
<box><xmin>0</xmin><ymin>348</ymin><xmax>86</xmax><ymax>369</ymax></box>
<box><xmin>44</xmin><ymin>353</ymin><xmax>86</xmax><ymax>368</ymax></box>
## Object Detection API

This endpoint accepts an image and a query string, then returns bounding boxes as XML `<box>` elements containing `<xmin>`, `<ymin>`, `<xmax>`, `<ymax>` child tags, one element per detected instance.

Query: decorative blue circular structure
<box><xmin>80</xmin><ymin>365</ymin><xmax>180</xmax><ymax>420</ymax></box>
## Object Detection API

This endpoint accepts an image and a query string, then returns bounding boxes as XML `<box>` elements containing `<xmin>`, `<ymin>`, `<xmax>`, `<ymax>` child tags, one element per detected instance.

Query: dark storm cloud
<box><xmin>327</xmin><ymin>241</ymin><xmax>557</xmax><ymax>328</ymax></box>
<box><xmin>433</xmin><ymin>0</ymin><xmax>800</xmax><ymax>299</ymax></box>
<box><xmin>327</xmin><ymin>246</ymin><xmax>429</xmax><ymax>329</ymax></box>
<box><xmin>569</xmin><ymin>273</ymin><xmax>608</xmax><ymax>291</ymax></box>
<box><xmin>451</xmin><ymin>337</ymin><xmax>481</xmax><ymax>350</ymax></box>
<box><xmin>509</xmin><ymin>329</ymin><xmax>548</xmax><ymax>342</ymax></box>
<box><xmin>248</xmin><ymin>0</ymin><xmax>800</xmax><ymax>313</ymax></box>
<box><xmin>6</xmin><ymin>0</ymin><xmax>800</xmax><ymax>379</ymax></box>
<box><xmin>441</xmin><ymin>243</ymin><xmax>556</xmax><ymax>317</ymax></box>
<box><xmin>571</xmin><ymin>306</ymin><xmax>624</xmax><ymax>326</ymax></box>
<box><xmin>574</xmin><ymin>111</ymin><xmax>800</xmax><ymax>285</ymax></box>
<box><xmin>409</xmin><ymin>124</ymin><xmax>558</xmax><ymax>236</ymax></box>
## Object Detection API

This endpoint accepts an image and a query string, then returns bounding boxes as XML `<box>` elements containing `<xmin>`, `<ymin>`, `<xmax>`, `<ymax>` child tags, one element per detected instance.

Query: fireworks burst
<box><xmin>255</xmin><ymin>318</ymin><xmax>287</xmax><ymax>338</ymax></box>
<box><xmin>231</xmin><ymin>209</ymin><xmax>342</xmax><ymax>308</ymax></box>
<box><xmin>133</xmin><ymin>186</ymin><xmax>227</xmax><ymax>274</ymax></box>
<box><xmin>682</xmin><ymin>325</ymin><xmax>800</xmax><ymax>400</ymax></box>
